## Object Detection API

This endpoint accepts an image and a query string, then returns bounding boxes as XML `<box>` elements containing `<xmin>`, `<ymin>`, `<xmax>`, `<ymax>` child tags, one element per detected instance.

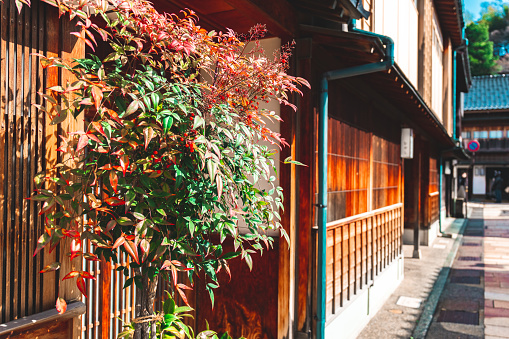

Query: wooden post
<box><xmin>413</xmin><ymin>152</ymin><xmax>421</xmax><ymax>259</ymax></box>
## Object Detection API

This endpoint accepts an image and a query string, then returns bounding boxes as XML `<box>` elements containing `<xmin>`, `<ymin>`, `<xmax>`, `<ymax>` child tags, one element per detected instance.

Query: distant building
<box><xmin>460</xmin><ymin>74</ymin><xmax>509</xmax><ymax>201</ymax></box>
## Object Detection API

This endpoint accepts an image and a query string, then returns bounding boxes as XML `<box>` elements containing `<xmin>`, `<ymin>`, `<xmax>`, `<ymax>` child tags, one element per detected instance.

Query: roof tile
<box><xmin>464</xmin><ymin>74</ymin><xmax>509</xmax><ymax>111</ymax></box>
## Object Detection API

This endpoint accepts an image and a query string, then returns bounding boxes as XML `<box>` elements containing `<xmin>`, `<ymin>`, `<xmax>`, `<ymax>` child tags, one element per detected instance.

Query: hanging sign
<box><xmin>467</xmin><ymin>140</ymin><xmax>480</xmax><ymax>152</ymax></box>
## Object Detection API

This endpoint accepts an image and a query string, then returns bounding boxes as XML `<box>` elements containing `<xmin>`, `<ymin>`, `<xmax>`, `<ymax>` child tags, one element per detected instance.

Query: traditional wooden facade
<box><xmin>459</xmin><ymin>75</ymin><xmax>509</xmax><ymax>200</ymax></box>
<box><xmin>0</xmin><ymin>0</ymin><xmax>85</xmax><ymax>337</ymax></box>
<box><xmin>0</xmin><ymin>0</ymin><xmax>471</xmax><ymax>339</ymax></box>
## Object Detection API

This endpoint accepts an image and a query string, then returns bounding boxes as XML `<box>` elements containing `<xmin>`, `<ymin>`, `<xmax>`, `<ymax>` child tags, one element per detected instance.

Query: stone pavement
<box><xmin>358</xmin><ymin>202</ymin><xmax>509</xmax><ymax>339</ymax></box>
<box><xmin>426</xmin><ymin>202</ymin><xmax>509</xmax><ymax>339</ymax></box>
<box><xmin>357</xmin><ymin>217</ymin><xmax>466</xmax><ymax>339</ymax></box>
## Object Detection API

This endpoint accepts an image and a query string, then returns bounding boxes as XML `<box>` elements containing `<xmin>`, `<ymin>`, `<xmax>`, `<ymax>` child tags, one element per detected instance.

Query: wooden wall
<box><xmin>0</xmin><ymin>1</ymin><xmax>84</xmax><ymax>336</ymax></box>
<box><xmin>323</xmin><ymin>116</ymin><xmax>403</xmax><ymax>320</ymax></box>
<box><xmin>325</xmin><ymin>117</ymin><xmax>402</xmax><ymax>223</ymax></box>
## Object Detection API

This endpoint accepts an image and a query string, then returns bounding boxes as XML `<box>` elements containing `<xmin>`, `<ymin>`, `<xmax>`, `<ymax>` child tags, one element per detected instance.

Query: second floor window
<box><xmin>473</xmin><ymin>131</ymin><xmax>488</xmax><ymax>139</ymax></box>
<box><xmin>462</xmin><ymin>131</ymin><xmax>471</xmax><ymax>139</ymax></box>
<box><xmin>489</xmin><ymin>130</ymin><xmax>503</xmax><ymax>139</ymax></box>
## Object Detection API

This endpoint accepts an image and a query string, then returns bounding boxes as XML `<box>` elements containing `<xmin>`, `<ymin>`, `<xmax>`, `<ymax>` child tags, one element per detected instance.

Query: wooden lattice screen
<box><xmin>0</xmin><ymin>1</ymin><xmax>84</xmax><ymax>335</ymax></box>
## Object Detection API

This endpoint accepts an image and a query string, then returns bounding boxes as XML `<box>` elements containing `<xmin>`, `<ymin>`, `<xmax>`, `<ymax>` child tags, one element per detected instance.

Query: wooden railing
<box><xmin>324</xmin><ymin>203</ymin><xmax>403</xmax><ymax>319</ymax></box>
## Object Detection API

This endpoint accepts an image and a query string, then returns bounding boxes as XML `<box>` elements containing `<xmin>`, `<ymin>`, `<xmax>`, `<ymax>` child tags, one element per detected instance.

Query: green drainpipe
<box><xmin>453</xmin><ymin>50</ymin><xmax>457</xmax><ymax>140</ymax></box>
<box><xmin>317</xmin><ymin>20</ymin><xmax>394</xmax><ymax>339</ymax></box>
<box><xmin>439</xmin><ymin>154</ymin><xmax>443</xmax><ymax>233</ymax></box>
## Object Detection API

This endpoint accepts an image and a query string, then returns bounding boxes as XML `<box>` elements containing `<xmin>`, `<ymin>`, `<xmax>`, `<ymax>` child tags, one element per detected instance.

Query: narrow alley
<box><xmin>358</xmin><ymin>202</ymin><xmax>509</xmax><ymax>339</ymax></box>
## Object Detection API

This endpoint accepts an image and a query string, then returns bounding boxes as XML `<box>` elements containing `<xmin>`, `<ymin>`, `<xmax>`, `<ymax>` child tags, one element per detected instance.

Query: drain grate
<box><xmin>437</xmin><ymin>310</ymin><xmax>479</xmax><ymax>325</ymax></box>
<box><xmin>450</xmin><ymin>276</ymin><xmax>481</xmax><ymax>284</ymax></box>
<box><xmin>458</xmin><ymin>256</ymin><xmax>481</xmax><ymax>261</ymax></box>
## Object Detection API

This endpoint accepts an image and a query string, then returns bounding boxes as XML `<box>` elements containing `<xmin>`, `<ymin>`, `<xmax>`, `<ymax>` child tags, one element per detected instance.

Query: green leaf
<box><xmin>162</xmin><ymin>115</ymin><xmax>173</xmax><ymax>134</ymax></box>
<box><xmin>163</xmin><ymin>296</ymin><xmax>175</xmax><ymax>315</ymax></box>
<box><xmin>117</xmin><ymin>217</ymin><xmax>134</xmax><ymax>226</ymax></box>
<box><xmin>193</xmin><ymin>116</ymin><xmax>205</xmax><ymax>130</ymax></box>
<box><xmin>283</xmin><ymin>156</ymin><xmax>307</xmax><ymax>166</ymax></box>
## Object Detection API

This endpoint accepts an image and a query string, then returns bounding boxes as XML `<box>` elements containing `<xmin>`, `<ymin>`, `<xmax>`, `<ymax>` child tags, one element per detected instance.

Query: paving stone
<box><xmin>494</xmin><ymin>300</ymin><xmax>509</xmax><ymax>309</ymax></box>
<box><xmin>486</xmin><ymin>307</ymin><xmax>509</xmax><ymax>318</ymax></box>
<box><xmin>486</xmin><ymin>325</ymin><xmax>509</xmax><ymax>337</ymax></box>
<box><xmin>485</xmin><ymin>317</ymin><xmax>509</xmax><ymax>326</ymax></box>
<box><xmin>486</xmin><ymin>289</ymin><xmax>509</xmax><ymax>298</ymax></box>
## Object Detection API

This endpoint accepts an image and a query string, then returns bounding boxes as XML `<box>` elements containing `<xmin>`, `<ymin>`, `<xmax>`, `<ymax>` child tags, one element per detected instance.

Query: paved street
<box><xmin>358</xmin><ymin>202</ymin><xmax>509</xmax><ymax>339</ymax></box>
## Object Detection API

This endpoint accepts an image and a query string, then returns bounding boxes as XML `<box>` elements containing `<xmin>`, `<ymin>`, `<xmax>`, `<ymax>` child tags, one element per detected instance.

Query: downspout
<box><xmin>439</xmin><ymin>154</ymin><xmax>443</xmax><ymax>233</ymax></box>
<box><xmin>316</xmin><ymin>21</ymin><xmax>394</xmax><ymax>339</ymax></box>
<box><xmin>453</xmin><ymin>50</ymin><xmax>457</xmax><ymax>140</ymax></box>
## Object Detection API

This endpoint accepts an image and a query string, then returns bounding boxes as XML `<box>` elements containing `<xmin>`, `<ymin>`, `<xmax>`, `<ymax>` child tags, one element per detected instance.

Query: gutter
<box><xmin>316</xmin><ymin>20</ymin><xmax>394</xmax><ymax>339</ymax></box>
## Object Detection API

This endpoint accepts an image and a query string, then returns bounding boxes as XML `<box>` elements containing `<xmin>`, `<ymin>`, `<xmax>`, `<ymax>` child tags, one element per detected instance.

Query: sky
<box><xmin>464</xmin><ymin>0</ymin><xmax>509</xmax><ymax>20</ymax></box>
<box><xmin>464</xmin><ymin>0</ymin><xmax>485</xmax><ymax>20</ymax></box>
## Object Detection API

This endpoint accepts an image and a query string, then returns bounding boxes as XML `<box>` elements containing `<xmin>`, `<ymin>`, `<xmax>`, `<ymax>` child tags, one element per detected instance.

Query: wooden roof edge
<box><xmin>391</xmin><ymin>63</ymin><xmax>456</xmax><ymax>149</ymax></box>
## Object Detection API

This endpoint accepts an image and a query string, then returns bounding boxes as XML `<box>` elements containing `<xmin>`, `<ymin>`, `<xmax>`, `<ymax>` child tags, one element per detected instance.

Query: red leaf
<box><xmin>119</xmin><ymin>155</ymin><xmax>129</xmax><ymax>177</ymax></box>
<box><xmin>91</xmin><ymin>121</ymin><xmax>106</xmax><ymax>138</ymax></box>
<box><xmin>109</xmin><ymin>171</ymin><xmax>118</xmax><ymax>194</ymax></box>
<box><xmin>176</xmin><ymin>285</ymin><xmax>190</xmax><ymax>306</ymax></box>
<box><xmin>80</xmin><ymin>271</ymin><xmax>96</xmax><ymax>280</ymax></box>
<box><xmin>87</xmin><ymin>132</ymin><xmax>102</xmax><ymax>144</ymax></box>
<box><xmin>56</xmin><ymin>297</ymin><xmax>67</xmax><ymax>314</ymax></box>
<box><xmin>33</xmin><ymin>233</ymin><xmax>51</xmax><ymax>257</ymax></box>
<box><xmin>83</xmin><ymin>253</ymin><xmax>100</xmax><ymax>262</ymax></box>
<box><xmin>77</xmin><ymin>134</ymin><xmax>89</xmax><ymax>152</ymax></box>
<box><xmin>62</xmin><ymin>271</ymin><xmax>80</xmax><ymax>280</ymax></box>
<box><xmin>144</xmin><ymin>127</ymin><xmax>154</xmax><ymax>150</ymax></box>
<box><xmin>112</xmin><ymin>236</ymin><xmax>125</xmax><ymax>249</ymax></box>
<box><xmin>106</xmin><ymin>220</ymin><xmax>117</xmax><ymax>231</ymax></box>
<box><xmin>124</xmin><ymin>100</ymin><xmax>139</xmax><ymax>118</ymax></box>
<box><xmin>123</xmin><ymin>240</ymin><xmax>139</xmax><ymax>264</ymax></box>
<box><xmin>106</xmin><ymin>109</ymin><xmax>122</xmax><ymax>124</ymax></box>
<box><xmin>39</xmin><ymin>197</ymin><xmax>56</xmax><ymax>215</ymax></box>
<box><xmin>105</xmin><ymin>197</ymin><xmax>125</xmax><ymax>206</ymax></box>
<box><xmin>39</xmin><ymin>262</ymin><xmax>60</xmax><ymax>273</ymax></box>
<box><xmin>76</xmin><ymin>276</ymin><xmax>87</xmax><ymax>297</ymax></box>
<box><xmin>91</xmin><ymin>86</ymin><xmax>103</xmax><ymax>111</ymax></box>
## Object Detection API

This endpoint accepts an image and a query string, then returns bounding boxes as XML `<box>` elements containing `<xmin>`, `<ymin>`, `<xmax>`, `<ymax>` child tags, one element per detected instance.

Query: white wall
<box><xmin>373</xmin><ymin>0</ymin><xmax>418</xmax><ymax>87</ymax></box>
<box><xmin>473</xmin><ymin>166</ymin><xmax>486</xmax><ymax>195</ymax></box>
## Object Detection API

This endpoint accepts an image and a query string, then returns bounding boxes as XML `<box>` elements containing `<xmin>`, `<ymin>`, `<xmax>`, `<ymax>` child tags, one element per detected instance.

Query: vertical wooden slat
<box><xmin>42</xmin><ymin>2</ymin><xmax>59</xmax><ymax>312</ymax></box>
<box><xmin>27</xmin><ymin>0</ymin><xmax>38</xmax><ymax>315</ymax></box>
<box><xmin>100</xmin><ymin>257</ymin><xmax>112</xmax><ymax>338</ymax></box>
<box><xmin>20</xmin><ymin>3</ymin><xmax>31</xmax><ymax>318</ymax></box>
<box><xmin>5</xmin><ymin>0</ymin><xmax>16</xmax><ymax>321</ymax></box>
<box><xmin>342</xmin><ymin>225</ymin><xmax>348</xmax><ymax>301</ymax></box>
<box><xmin>35</xmin><ymin>0</ymin><xmax>45</xmax><ymax>313</ymax></box>
<box><xmin>0</xmin><ymin>0</ymin><xmax>7</xmax><ymax>323</ymax></box>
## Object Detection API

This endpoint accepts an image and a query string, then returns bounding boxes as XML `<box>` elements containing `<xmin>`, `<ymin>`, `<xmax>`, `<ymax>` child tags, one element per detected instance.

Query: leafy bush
<box><xmin>22</xmin><ymin>0</ymin><xmax>308</xmax><ymax>337</ymax></box>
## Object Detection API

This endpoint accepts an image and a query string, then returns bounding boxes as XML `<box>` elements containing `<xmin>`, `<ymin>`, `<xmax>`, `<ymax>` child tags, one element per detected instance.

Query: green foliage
<box><xmin>466</xmin><ymin>22</ymin><xmax>501</xmax><ymax>75</ymax></box>
<box><xmin>25</xmin><ymin>0</ymin><xmax>309</xmax><ymax>331</ymax></box>
<box><xmin>118</xmin><ymin>293</ymin><xmax>245</xmax><ymax>339</ymax></box>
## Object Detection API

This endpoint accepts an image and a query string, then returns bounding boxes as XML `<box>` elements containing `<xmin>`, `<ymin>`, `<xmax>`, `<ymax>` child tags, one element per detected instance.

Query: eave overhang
<box><xmin>442</xmin><ymin>146</ymin><xmax>471</xmax><ymax>160</ymax></box>
<box><xmin>294</xmin><ymin>0</ymin><xmax>370</xmax><ymax>23</ymax></box>
<box><xmin>156</xmin><ymin>0</ymin><xmax>298</xmax><ymax>40</ymax></box>
<box><xmin>301</xmin><ymin>25</ymin><xmax>457</xmax><ymax>149</ymax></box>
<box><xmin>434</xmin><ymin>0</ymin><xmax>465</xmax><ymax>47</ymax></box>
<box><xmin>457</xmin><ymin>47</ymin><xmax>472</xmax><ymax>92</ymax></box>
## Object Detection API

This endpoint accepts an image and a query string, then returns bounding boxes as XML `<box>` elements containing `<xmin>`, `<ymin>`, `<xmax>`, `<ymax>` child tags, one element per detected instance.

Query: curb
<box><xmin>411</xmin><ymin>218</ymin><xmax>469</xmax><ymax>339</ymax></box>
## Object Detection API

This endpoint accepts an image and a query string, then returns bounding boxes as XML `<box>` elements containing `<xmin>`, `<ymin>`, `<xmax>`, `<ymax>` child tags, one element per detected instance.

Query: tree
<box><xmin>466</xmin><ymin>22</ymin><xmax>501</xmax><ymax>75</ymax></box>
<box><xmin>17</xmin><ymin>0</ymin><xmax>309</xmax><ymax>338</ymax></box>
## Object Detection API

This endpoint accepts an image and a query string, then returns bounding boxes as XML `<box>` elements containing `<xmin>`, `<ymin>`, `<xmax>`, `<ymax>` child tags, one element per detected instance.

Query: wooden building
<box><xmin>0</xmin><ymin>0</ymin><xmax>471</xmax><ymax>338</ymax></box>
<box><xmin>459</xmin><ymin>74</ymin><xmax>509</xmax><ymax>201</ymax></box>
